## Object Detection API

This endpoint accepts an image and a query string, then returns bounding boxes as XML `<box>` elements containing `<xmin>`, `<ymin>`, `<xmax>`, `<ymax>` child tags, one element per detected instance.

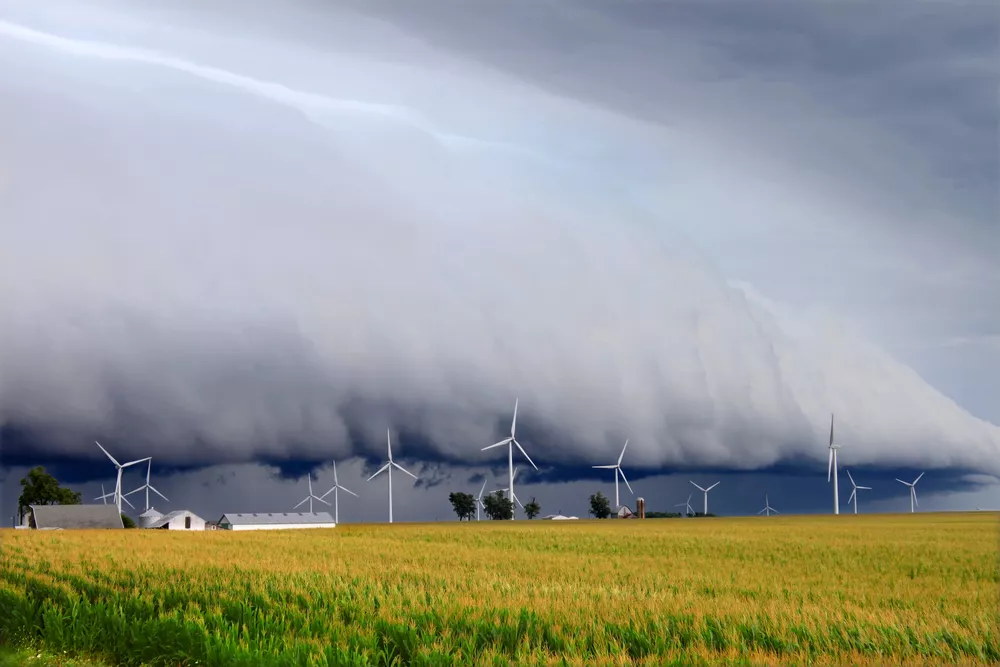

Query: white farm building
<box><xmin>145</xmin><ymin>510</ymin><xmax>206</xmax><ymax>531</ymax></box>
<box><xmin>217</xmin><ymin>512</ymin><xmax>336</xmax><ymax>531</ymax></box>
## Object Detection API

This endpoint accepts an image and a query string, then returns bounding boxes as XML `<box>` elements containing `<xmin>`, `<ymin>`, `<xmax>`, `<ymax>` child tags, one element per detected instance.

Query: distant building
<box><xmin>26</xmin><ymin>504</ymin><xmax>124</xmax><ymax>530</ymax></box>
<box><xmin>217</xmin><ymin>512</ymin><xmax>336</xmax><ymax>531</ymax></box>
<box><xmin>145</xmin><ymin>510</ymin><xmax>206</xmax><ymax>531</ymax></box>
<box><xmin>541</xmin><ymin>514</ymin><xmax>579</xmax><ymax>520</ymax></box>
<box><xmin>616</xmin><ymin>505</ymin><xmax>634</xmax><ymax>519</ymax></box>
<box><xmin>138</xmin><ymin>508</ymin><xmax>164</xmax><ymax>529</ymax></box>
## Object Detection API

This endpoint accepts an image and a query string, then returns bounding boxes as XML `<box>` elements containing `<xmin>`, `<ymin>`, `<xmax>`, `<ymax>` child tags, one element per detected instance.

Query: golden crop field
<box><xmin>1</xmin><ymin>513</ymin><xmax>997</xmax><ymax>666</ymax></box>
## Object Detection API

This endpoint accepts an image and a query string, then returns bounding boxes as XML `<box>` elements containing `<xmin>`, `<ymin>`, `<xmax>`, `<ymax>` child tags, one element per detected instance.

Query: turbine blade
<box><xmin>511</xmin><ymin>397</ymin><xmax>518</xmax><ymax>437</ymax></box>
<box><xmin>392</xmin><ymin>461</ymin><xmax>419</xmax><ymax>480</ymax></box>
<box><xmin>387</xmin><ymin>429</ymin><xmax>393</xmax><ymax>462</ymax></box>
<box><xmin>333</xmin><ymin>461</ymin><xmax>338</xmax><ymax>485</ymax></box>
<box><xmin>512</xmin><ymin>491</ymin><xmax>523</xmax><ymax>508</ymax></box>
<box><xmin>690</xmin><ymin>481</ymin><xmax>706</xmax><ymax>491</ymax></box>
<box><xmin>120</xmin><ymin>494</ymin><xmax>135</xmax><ymax>509</ymax></box>
<box><xmin>512</xmin><ymin>438</ymin><xmax>538</xmax><ymax>470</ymax></box>
<box><xmin>848</xmin><ymin>489</ymin><xmax>856</xmax><ymax>503</ymax></box>
<box><xmin>122</xmin><ymin>457</ymin><xmax>152</xmax><ymax>468</ymax></box>
<box><xmin>339</xmin><ymin>485</ymin><xmax>359</xmax><ymax>498</ymax></box>
<box><xmin>895</xmin><ymin>479</ymin><xmax>910</xmax><ymax>486</ymax></box>
<box><xmin>829</xmin><ymin>412</ymin><xmax>834</xmax><ymax>446</ymax></box>
<box><xmin>319</xmin><ymin>487</ymin><xmax>336</xmax><ymax>500</ymax></box>
<box><xmin>122</xmin><ymin>487</ymin><xmax>143</xmax><ymax>497</ymax></box>
<box><xmin>314</xmin><ymin>496</ymin><xmax>331</xmax><ymax>506</ymax></box>
<box><xmin>367</xmin><ymin>463</ymin><xmax>391</xmax><ymax>481</ymax></box>
<box><xmin>913</xmin><ymin>489</ymin><xmax>919</xmax><ymax>507</ymax></box>
<box><xmin>772</xmin><ymin>509</ymin><xmax>780</xmax><ymax>514</ymax></box>
<box><xmin>293</xmin><ymin>497</ymin><xmax>309</xmax><ymax>509</ymax></box>
<box><xmin>482</xmin><ymin>438</ymin><xmax>512</xmax><ymax>451</ymax></box>
<box><xmin>828</xmin><ymin>448</ymin><xmax>833</xmax><ymax>482</ymax></box>
<box><xmin>618</xmin><ymin>439</ymin><xmax>629</xmax><ymax>466</ymax></box>
<box><xmin>149</xmin><ymin>485</ymin><xmax>169</xmax><ymax>502</ymax></box>
<box><xmin>706</xmin><ymin>482</ymin><xmax>720</xmax><ymax>491</ymax></box>
<box><xmin>478</xmin><ymin>479</ymin><xmax>487</xmax><ymax>498</ymax></box>
<box><xmin>913</xmin><ymin>472</ymin><xmax>924</xmax><ymax>485</ymax></box>
<box><xmin>593</xmin><ymin>465</ymin><xmax>617</xmax><ymax>469</ymax></box>
<box><xmin>95</xmin><ymin>441</ymin><xmax>120</xmax><ymax>468</ymax></box>
<box><xmin>758</xmin><ymin>507</ymin><xmax>766</xmax><ymax>514</ymax></box>
<box><xmin>858</xmin><ymin>486</ymin><xmax>872</xmax><ymax>490</ymax></box>
<box><xmin>846</xmin><ymin>469</ymin><xmax>855</xmax><ymax>487</ymax></box>
<box><xmin>618</xmin><ymin>468</ymin><xmax>634</xmax><ymax>494</ymax></box>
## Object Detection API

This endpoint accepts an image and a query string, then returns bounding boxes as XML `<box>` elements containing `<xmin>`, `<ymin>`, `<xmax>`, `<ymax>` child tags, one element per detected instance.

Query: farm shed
<box><xmin>217</xmin><ymin>512</ymin><xmax>336</xmax><ymax>531</ymax></box>
<box><xmin>146</xmin><ymin>510</ymin><xmax>206</xmax><ymax>531</ymax></box>
<box><xmin>27</xmin><ymin>504</ymin><xmax>124</xmax><ymax>530</ymax></box>
<box><xmin>616</xmin><ymin>505</ymin><xmax>634</xmax><ymax>519</ymax></box>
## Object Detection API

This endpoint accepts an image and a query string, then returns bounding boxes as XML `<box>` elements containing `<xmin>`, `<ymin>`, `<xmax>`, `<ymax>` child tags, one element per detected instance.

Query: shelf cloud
<box><xmin>1</xmin><ymin>0</ymin><xmax>997</xmax><ymax>479</ymax></box>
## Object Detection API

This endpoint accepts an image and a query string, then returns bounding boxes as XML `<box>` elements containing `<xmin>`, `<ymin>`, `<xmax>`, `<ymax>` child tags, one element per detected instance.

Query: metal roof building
<box><xmin>27</xmin><ymin>504</ymin><xmax>124</xmax><ymax>530</ymax></box>
<box><xmin>217</xmin><ymin>512</ymin><xmax>336</xmax><ymax>531</ymax></box>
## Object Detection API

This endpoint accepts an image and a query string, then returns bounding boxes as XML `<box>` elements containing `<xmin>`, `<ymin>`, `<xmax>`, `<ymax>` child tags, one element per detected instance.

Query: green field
<box><xmin>1</xmin><ymin>513</ymin><xmax>997</xmax><ymax>666</ymax></box>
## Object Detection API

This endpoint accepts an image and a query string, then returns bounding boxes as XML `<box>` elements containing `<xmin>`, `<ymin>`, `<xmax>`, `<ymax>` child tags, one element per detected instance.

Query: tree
<box><xmin>17</xmin><ymin>467</ymin><xmax>82</xmax><ymax>520</ymax></box>
<box><xmin>482</xmin><ymin>490</ymin><xmax>515</xmax><ymax>520</ymax></box>
<box><xmin>524</xmin><ymin>497</ymin><xmax>541</xmax><ymax>520</ymax></box>
<box><xmin>121</xmin><ymin>514</ymin><xmax>136</xmax><ymax>529</ymax></box>
<box><xmin>589</xmin><ymin>492</ymin><xmax>612</xmax><ymax>519</ymax></box>
<box><xmin>448</xmin><ymin>492</ymin><xmax>477</xmax><ymax>521</ymax></box>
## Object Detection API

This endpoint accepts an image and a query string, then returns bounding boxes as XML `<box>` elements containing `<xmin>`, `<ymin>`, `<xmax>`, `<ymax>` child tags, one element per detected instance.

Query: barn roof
<box><xmin>219</xmin><ymin>512</ymin><xmax>335</xmax><ymax>526</ymax></box>
<box><xmin>146</xmin><ymin>510</ymin><xmax>202</xmax><ymax>529</ymax></box>
<box><xmin>29</xmin><ymin>504</ymin><xmax>124</xmax><ymax>530</ymax></box>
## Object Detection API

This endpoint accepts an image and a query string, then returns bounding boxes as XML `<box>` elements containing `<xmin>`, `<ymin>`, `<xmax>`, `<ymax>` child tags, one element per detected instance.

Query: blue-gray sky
<box><xmin>1</xmin><ymin>0</ymin><xmax>998</xmax><ymax>520</ymax></box>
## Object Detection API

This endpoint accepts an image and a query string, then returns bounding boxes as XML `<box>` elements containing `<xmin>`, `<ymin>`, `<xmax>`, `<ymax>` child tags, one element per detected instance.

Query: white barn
<box><xmin>217</xmin><ymin>512</ymin><xmax>336</xmax><ymax>531</ymax></box>
<box><xmin>146</xmin><ymin>510</ymin><xmax>206</xmax><ymax>531</ymax></box>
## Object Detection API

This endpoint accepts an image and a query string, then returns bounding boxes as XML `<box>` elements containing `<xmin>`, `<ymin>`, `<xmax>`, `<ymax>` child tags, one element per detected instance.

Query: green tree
<box><xmin>524</xmin><ymin>497</ymin><xmax>541</xmax><ymax>519</ymax></box>
<box><xmin>121</xmin><ymin>514</ymin><xmax>136</xmax><ymax>529</ymax></box>
<box><xmin>483</xmin><ymin>490</ymin><xmax>515</xmax><ymax>520</ymax></box>
<box><xmin>589</xmin><ymin>491</ymin><xmax>612</xmax><ymax>519</ymax></box>
<box><xmin>17</xmin><ymin>467</ymin><xmax>82</xmax><ymax>520</ymax></box>
<box><xmin>448</xmin><ymin>492</ymin><xmax>477</xmax><ymax>521</ymax></box>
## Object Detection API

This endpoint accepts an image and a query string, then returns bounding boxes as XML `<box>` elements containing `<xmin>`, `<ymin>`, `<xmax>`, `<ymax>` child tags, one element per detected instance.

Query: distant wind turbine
<box><xmin>482</xmin><ymin>398</ymin><xmax>538</xmax><ymax>520</ymax></box>
<box><xmin>367</xmin><ymin>429</ymin><xmax>419</xmax><ymax>523</ymax></box>
<box><xmin>846</xmin><ymin>470</ymin><xmax>871</xmax><ymax>515</ymax></box>
<box><xmin>319</xmin><ymin>461</ymin><xmax>357</xmax><ymax>524</ymax></box>
<box><xmin>95</xmin><ymin>441</ymin><xmax>150</xmax><ymax>515</ymax></box>
<box><xmin>690</xmin><ymin>480</ymin><xmax>720</xmax><ymax>516</ymax></box>
<box><xmin>757</xmin><ymin>494</ymin><xmax>778</xmax><ymax>517</ymax></box>
<box><xmin>592</xmin><ymin>439</ymin><xmax>633</xmax><ymax>510</ymax></box>
<box><xmin>124</xmin><ymin>459</ymin><xmax>169</xmax><ymax>512</ymax></box>
<box><xmin>293</xmin><ymin>475</ymin><xmax>330</xmax><ymax>514</ymax></box>
<box><xmin>674</xmin><ymin>494</ymin><xmax>694</xmax><ymax>517</ymax></box>
<box><xmin>828</xmin><ymin>413</ymin><xmax>841</xmax><ymax>515</ymax></box>
<box><xmin>475</xmin><ymin>478</ymin><xmax>488</xmax><ymax>521</ymax></box>
<box><xmin>896</xmin><ymin>473</ymin><xmax>924</xmax><ymax>513</ymax></box>
<box><xmin>495</xmin><ymin>467</ymin><xmax>525</xmax><ymax>509</ymax></box>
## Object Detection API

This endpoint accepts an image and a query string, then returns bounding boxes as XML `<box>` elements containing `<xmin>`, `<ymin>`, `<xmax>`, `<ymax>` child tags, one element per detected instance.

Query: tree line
<box><xmin>448</xmin><ymin>489</ymin><xmax>717</xmax><ymax>520</ymax></box>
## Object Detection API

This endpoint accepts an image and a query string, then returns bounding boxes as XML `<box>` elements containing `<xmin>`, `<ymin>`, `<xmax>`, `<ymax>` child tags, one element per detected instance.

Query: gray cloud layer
<box><xmin>1</xmin><ymin>1</ymin><xmax>997</xmax><ymax>475</ymax></box>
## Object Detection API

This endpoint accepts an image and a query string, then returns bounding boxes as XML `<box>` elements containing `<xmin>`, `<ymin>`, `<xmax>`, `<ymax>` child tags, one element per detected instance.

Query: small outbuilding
<box><xmin>145</xmin><ymin>510</ymin><xmax>206</xmax><ymax>531</ymax></box>
<box><xmin>616</xmin><ymin>505</ymin><xmax>634</xmax><ymax>519</ymax></box>
<box><xmin>217</xmin><ymin>512</ymin><xmax>336</xmax><ymax>531</ymax></box>
<box><xmin>26</xmin><ymin>504</ymin><xmax>124</xmax><ymax>530</ymax></box>
<box><xmin>542</xmin><ymin>514</ymin><xmax>579</xmax><ymax>520</ymax></box>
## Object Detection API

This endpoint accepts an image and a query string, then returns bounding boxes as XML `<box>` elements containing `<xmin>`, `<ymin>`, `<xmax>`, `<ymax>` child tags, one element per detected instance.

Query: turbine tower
<box><xmin>896</xmin><ymin>473</ymin><xmax>924</xmax><ymax>513</ymax></box>
<box><xmin>674</xmin><ymin>494</ymin><xmax>694</xmax><ymax>517</ymax></box>
<box><xmin>689</xmin><ymin>480</ymin><xmax>720</xmax><ymax>516</ymax></box>
<box><xmin>367</xmin><ymin>429</ymin><xmax>419</xmax><ymax>523</ymax></box>
<box><xmin>475</xmin><ymin>478</ymin><xmax>488</xmax><ymax>521</ymax></box>
<box><xmin>124</xmin><ymin>459</ymin><xmax>169</xmax><ymax>512</ymax></box>
<box><xmin>293</xmin><ymin>475</ymin><xmax>330</xmax><ymax>514</ymax></box>
<box><xmin>319</xmin><ymin>461</ymin><xmax>357</xmax><ymax>524</ymax></box>
<box><xmin>592</xmin><ymin>439</ymin><xmax>633</xmax><ymax>510</ymax></box>
<box><xmin>846</xmin><ymin>470</ymin><xmax>871</xmax><ymax>515</ymax></box>
<box><xmin>757</xmin><ymin>494</ymin><xmax>778</xmax><ymax>517</ymax></box>
<box><xmin>481</xmin><ymin>398</ymin><xmax>538</xmax><ymax>520</ymax></box>
<box><xmin>95</xmin><ymin>442</ymin><xmax>150</xmax><ymax>515</ymax></box>
<box><xmin>828</xmin><ymin>413</ymin><xmax>841</xmax><ymax>514</ymax></box>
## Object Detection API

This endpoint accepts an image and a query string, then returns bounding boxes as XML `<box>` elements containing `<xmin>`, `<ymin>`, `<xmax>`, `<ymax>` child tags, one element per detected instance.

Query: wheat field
<box><xmin>1</xmin><ymin>513</ymin><xmax>997</xmax><ymax>666</ymax></box>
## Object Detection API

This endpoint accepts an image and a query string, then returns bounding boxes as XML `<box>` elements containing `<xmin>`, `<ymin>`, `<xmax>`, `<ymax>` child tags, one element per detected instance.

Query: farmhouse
<box><xmin>217</xmin><ymin>512</ymin><xmax>336</xmax><ymax>531</ymax></box>
<box><xmin>145</xmin><ymin>510</ymin><xmax>206</xmax><ymax>531</ymax></box>
<box><xmin>25</xmin><ymin>504</ymin><xmax>124</xmax><ymax>530</ymax></box>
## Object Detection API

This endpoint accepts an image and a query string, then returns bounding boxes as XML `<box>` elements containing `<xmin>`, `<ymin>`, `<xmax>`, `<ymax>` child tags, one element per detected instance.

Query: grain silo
<box><xmin>636</xmin><ymin>497</ymin><xmax>645</xmax><ymax>519</ymax></box>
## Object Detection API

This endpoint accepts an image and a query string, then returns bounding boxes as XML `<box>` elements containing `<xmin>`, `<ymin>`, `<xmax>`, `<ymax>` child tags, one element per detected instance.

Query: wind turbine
<box><xmin>896</xmin><ymin>473</ymin><xmax>924</xmax><ymax>513</ymax></box>
<box><xmin>495</xmin><ymin>467</ymin><xmax>525</xmax><ymax>510</ymax></box>
<box><xmin>95</xmin><ymin>485</ymin><xmax>113</xmax><ymax>506</ymax></box>
<box><xmin>689</xmin><ymin>480</ymin><xmax>720</xmax><ymax>516</ymax></box>
<box><xmin>827</xmin><ymin>413</ymin><xmax>841</xmax><ymax>514</ymax></box>
<box><xmin>367</xmin><ymin>429</ymin><xmax>419</xmax><ymax>523</ymax></box>
<box><xmin>96</xmin><ymin>442</ymin><xmax>149</xmax><ymax>515</ymax></box>
<box><xmin>846</xmin><ymin>470</ymin><xmax>871</xmax><ymax>515</ymax></box>
<box><xmin>319</xmin><ymin>461</ymin><xmax>357</xmax><ymax>524</ymax></box>
<box><xmin>124</xmin><ymin>459</ymin><xmax>169</xmax><ymax>512</ymax></box>
<box><xmin>757</xmin><ymin>494</ymin><xmax>778</xmax><ymax>517</ymax></box>
<box><xmin>674</xmin><ymin>494</ymin><xmax>694</xmax><ymax>517</ymax></box>
<box><xmin>293</xmin><ymin>475</ymin><xmax>330</xmax><ymax>514</ymax></box>
<box><xmin>592</xmin><ymin>439</ymin><xmax>633</xmax><ymax>510</ymax></box>
<box><xmin>481</xmin><ymin>398</ymin><xmax>538</xmax><ymax>520</ymax></box>
<box><xmin>475</xmin><ymin>478</ymin><xmax>488</xmax><ymax>521</ymax></box>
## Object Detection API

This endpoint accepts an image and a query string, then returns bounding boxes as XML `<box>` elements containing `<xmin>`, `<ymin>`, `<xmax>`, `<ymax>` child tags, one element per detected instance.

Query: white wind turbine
<box><xmin>319</xmin><ymin>461</ymin><xmax>357</xmax><ymax>524</ymax></box>
<box><xmin>475</xmin><ymin>478</ymin><xmax>488</xmax><ymax>521</ymax></box>
<box><xmin>481</xmin><ymin>398</ymin><xmax>538</xmax><ymax>520</ymax></box>
<box><xmin>495</xmin><ymin>467</ymin><xmax>525</xmax><ymax>510</ymax></box>
<box><xmin>95</xmin><ymin>441</ymin><xmax>149</xmax><ymax>515</ymax></box>
<box><xmin>674</xmin><ymin>494</ymin><xmax>694</xmax><ymax>517</ymax></box>
<box><xmin>689</xmin><ymin>480</ymin><xmax>720</xmax><ymax>516</ymax></box>
<box><xmin>757</xmin><ymin>494</ymin><xmax>778</xmax><ymax>517</ymax></box>
<box><xmin>592</xmin><ymin>439</ymin><xmax>633</xmax><ymax>510</ymax></box>
<box><xmin>827</xmin><ymin>413</ymin><xmax>841</xmax><ymax>514</ymax></box>
<box><xmin>367</xmin><ymin>429</ymin><xmax>419</xmax><ymax>523</ymax></box>
<box><xmin>124</xmin><ymin>459</ymin><xmax>169</xmax><ymax>512</ymax></box>
<box><xmin>846</xmin><ymin>470</ymin><xmax>871</xmax><ymax>515</ymax></box>
<box><xmin>896</xmin><ymin>472</ymin><xmax>924</xmax><ymax>513</ymax></box>
<box><xmin>293</xmin><ymin>475</ymin><xmax>330</xmax><ymax>514</ymax></box>
<box><xmin>95</xmin><ymin>484</ymin><xmax>114</xmax><ymax>506</ymax></box>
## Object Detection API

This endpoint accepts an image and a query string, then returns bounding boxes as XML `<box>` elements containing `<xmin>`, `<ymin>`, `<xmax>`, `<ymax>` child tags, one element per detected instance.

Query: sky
<box><xmin>1</xmin><ymin>0</ymin><xmax>998</xmax><ymax>523</ymax></box>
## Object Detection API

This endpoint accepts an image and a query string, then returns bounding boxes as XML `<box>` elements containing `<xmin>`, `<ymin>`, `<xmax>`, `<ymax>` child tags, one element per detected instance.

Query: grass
<box><xmin>1</xmin><ymin>512</ymin><xmax>997</xmax><ymax>666</ymax></box>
